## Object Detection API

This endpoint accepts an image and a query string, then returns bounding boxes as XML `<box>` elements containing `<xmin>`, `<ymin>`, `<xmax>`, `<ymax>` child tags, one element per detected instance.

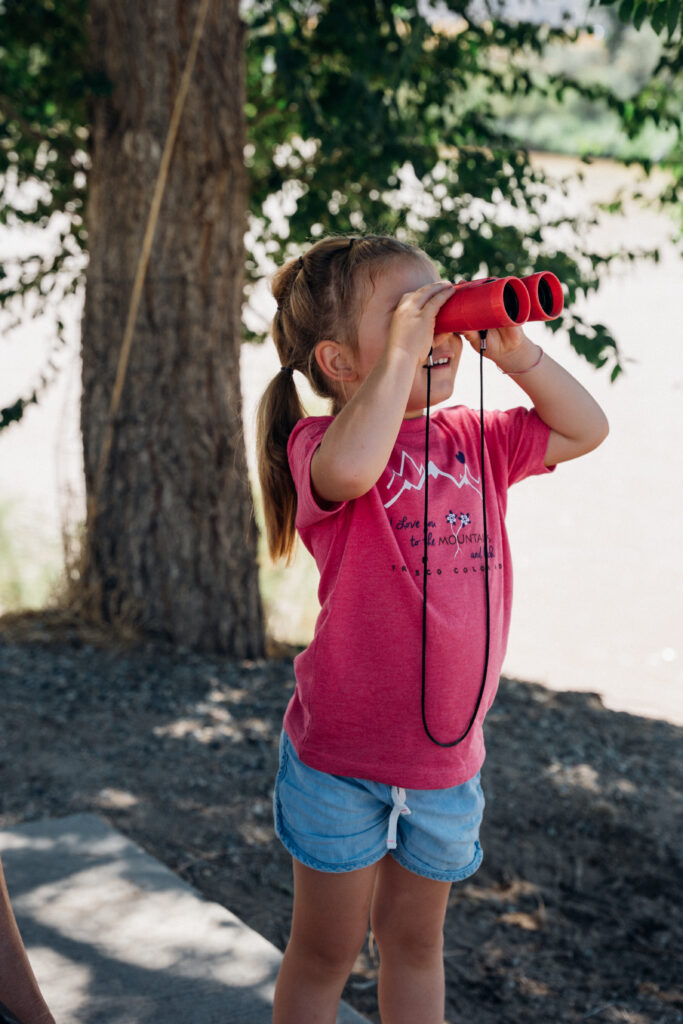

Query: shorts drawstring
<box><xmin>387</xmin><ymin>786</ymin><xmax>411</xmax><ymax>849</ymax></box>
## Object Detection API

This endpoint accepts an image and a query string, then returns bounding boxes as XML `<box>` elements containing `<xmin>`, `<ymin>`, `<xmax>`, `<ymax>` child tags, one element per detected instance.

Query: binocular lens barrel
<box><xmin>503</xmin><ymin>282</ymin><xmax>520</xmax><ymax>322</ymax></box>
<box><xmin>433</xmin><ymin>271</ymin><xmax>563</xmax><ymax>335</ymax></box>
<box><xmin>538</xmin><ymin>277</ymin><xmax>553</xmax><ymax>315</ymax></box>
<box><xmin>524</xmin><ymin>272</ymin><xmax>564</xmax><ymax>320</ymax></box>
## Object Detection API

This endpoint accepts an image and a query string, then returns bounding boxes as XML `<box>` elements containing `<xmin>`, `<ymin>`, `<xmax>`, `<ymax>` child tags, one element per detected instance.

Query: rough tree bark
<box><xmin>81</xmin><ymin>0</ymin><xmax>264</xmax><ymax>657</ymax></box>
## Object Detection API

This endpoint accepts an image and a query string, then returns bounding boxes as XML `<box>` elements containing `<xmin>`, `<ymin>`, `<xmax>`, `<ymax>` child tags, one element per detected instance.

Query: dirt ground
<box><xmin>0</xmin><ymin>613</ymin><xmax>681</xmax><ymax>1024</ymax></box>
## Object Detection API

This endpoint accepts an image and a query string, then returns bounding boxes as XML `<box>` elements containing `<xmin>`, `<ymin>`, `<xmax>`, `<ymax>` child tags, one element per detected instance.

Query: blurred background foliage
<box><xmin>1</xmin><ymin>0</ymin><xmax>681</xmax><ymax>432</ymax></box>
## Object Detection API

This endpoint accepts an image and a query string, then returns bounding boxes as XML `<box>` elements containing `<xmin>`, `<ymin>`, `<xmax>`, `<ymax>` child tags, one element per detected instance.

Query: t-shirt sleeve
<box><xmin>485</xmin><ymin>406</ymin><xmax>555</xmax><ymax>487</ymax></box>
<box><xmin>287</xmin><ymin>417</ymin><xmax>348</xmax><ymax>530</ymax></box>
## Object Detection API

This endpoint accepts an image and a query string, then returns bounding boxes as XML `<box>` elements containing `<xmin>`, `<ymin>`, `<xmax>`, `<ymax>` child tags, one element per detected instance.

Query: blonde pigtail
<box><xmin>256</xmin><ymin>362</ymin><xmax>307</xmax><ymax>562</ymax></box>
<box><xmin>256</xmin><ymin>236</ymin><xmax>423</xmax><ymax>560</ymax></box>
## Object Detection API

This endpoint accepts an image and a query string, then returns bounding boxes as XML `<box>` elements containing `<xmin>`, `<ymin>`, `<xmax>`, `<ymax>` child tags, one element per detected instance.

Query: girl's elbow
<box><xmin>594</xmin><ymin>411</ymin><xmax>610</xmax><ymax>447</ymax></box>
<box><xmin>329</xmin><ymin>466</ymin><xmax>375</xmax><ymax>502</ymax></box>
<box><xmin>581</xmin><ymin>413</ymin><xmax>610</xmax><ymax>456</ymax></box>
<box><xmin>311</xmin><ymin>457</ymin><xmax>373</xmax><ymax>504</ymax></box>
<box><xmin>546</xmin><ymin>413</ymin><xmax>609</xmax><ymax>466</ymax></box>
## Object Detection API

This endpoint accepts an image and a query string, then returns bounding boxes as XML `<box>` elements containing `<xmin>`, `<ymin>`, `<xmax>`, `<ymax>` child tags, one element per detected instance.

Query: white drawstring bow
<box><xmin>386</xmin><ymin>786</ymin><xmax>411</xmax><ymax>849</ymax></box>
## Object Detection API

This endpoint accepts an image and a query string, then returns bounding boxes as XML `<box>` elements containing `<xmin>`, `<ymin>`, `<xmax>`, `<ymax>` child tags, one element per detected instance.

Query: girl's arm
<box><xmin>311</xmin><ymin>280</ymin><xmax>454</xmax><ymax>504</ymax></box>
<box><xmin>466</xmin><ymin>330</ymin><xmax>609</xmax><ymax>466</ymax></box>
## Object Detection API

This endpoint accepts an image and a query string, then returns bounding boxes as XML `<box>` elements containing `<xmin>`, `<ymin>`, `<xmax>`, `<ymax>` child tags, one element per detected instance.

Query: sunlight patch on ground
<box><xmin>22</xmin><ymin>947</ymin><xmax>91</xmax><ymax>1018</ymax></box>
<box><xmin>97</xmin><ymin>788</ymin><xmax>139</xmax><ymax>810</ymax></box>
<box><xmin>545</xmin><ymin>761</ymin><xmax>600</xmax><ymax>793</ymax></box>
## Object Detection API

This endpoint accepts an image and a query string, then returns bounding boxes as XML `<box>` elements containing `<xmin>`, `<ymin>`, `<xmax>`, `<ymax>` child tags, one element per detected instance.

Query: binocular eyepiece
<box><xmin>434</xmin><ymin>272</ymin><xmax>564</xmax><ymax>335</ymax></box>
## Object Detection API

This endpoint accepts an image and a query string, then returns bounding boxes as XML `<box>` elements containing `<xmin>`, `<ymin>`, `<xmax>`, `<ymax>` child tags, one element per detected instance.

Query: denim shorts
<box><xmin>273</xmin><ymin>731</ymin><xmax>484</xmax><ymax>882</ymax></box>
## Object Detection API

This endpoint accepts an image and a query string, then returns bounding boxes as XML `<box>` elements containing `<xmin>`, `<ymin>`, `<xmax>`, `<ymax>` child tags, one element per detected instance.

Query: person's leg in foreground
<box><xmin>0</xmin><ymin>858</ymin><xmax>56</xmax><ymax>1024</ymax></box>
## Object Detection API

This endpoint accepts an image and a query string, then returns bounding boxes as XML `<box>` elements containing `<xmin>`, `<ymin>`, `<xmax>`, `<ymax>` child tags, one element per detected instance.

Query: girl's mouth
<box><xmin>422</xmin><ymin>356</ymin><xmax>451</xmax><ymax>369</ymax></box>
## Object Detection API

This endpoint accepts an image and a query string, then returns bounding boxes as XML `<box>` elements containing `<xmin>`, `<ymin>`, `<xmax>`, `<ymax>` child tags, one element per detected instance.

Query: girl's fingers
<box><xmin>419</xmin><ymin>281</ymin><xmax>455</xmax><ymax>309</ymax></box>
<box><xmin>462</xmin><ymin>325</ymin><xmax>529</xmax><ymax>362</ymax></box>
<box><xmin>396</xmin><ymin>282</ymin><xmax>453</xmax><ymax>316</ymax></box>
<box><xmin>389</xmin><ymin>283</ymin><xmax>455</xmax><ymax>364</ymax></box>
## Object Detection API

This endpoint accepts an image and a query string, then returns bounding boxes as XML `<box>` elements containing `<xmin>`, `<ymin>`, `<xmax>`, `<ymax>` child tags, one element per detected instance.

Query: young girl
<box><xmin>257</xmin><ymin>235</ymin><xmax>608</xmax><ymax>1024</ymax></box>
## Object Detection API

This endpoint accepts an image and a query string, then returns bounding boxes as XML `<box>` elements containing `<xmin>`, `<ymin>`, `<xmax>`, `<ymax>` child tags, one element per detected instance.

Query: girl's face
<box><xmin>350</xmin><ymin>256</ymin><xmax>463</xmax><ymax>417</ymax></box>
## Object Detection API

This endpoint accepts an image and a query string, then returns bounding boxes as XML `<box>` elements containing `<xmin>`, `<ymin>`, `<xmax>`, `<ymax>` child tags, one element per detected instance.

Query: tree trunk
<box><xmin>81</xmin><ymin>0</ymin><xmax>263</xmax><ymax>657</ymax></box>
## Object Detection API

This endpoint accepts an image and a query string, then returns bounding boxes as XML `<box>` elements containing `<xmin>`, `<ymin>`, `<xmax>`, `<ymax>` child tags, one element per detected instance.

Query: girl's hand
<box><xmin>310</xmin><ymin>275</ymin><xmax>456</xmax><ymax>505</ymax></box>
<box><xmin>387</xmin><ymin>281</ymin><xmax>455</xmax><ymax>366</ymax></box>
<box><xmin>465</xmin><ymin>325</ymin><xmax>609</xmax><ymax>466</ymax></box>
<box><xmin>462</xmin><ymin>325</ymin><xmax>540</xmax><ymax>373</ymax></box>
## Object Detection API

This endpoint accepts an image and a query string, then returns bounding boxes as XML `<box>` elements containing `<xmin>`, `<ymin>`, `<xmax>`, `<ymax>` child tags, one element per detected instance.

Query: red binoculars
<box><xmin>434</xmin><ymin>272</ymin><xmax>564</xmax><ymax>335</ymax></box>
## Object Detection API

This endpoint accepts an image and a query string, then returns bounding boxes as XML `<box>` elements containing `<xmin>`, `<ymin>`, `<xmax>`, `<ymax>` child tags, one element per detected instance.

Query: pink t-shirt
<box><xmin>284</xmin><ymin>405</ymin><xmax>553</xmax><ymax>789</ymax></box>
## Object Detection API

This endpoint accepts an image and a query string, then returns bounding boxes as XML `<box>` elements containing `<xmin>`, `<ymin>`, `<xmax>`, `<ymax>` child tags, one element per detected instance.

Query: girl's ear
<box><xmin>314</xmin><ymin>340</ymin><xmax>357</xmax><ymax>382</ymax></box>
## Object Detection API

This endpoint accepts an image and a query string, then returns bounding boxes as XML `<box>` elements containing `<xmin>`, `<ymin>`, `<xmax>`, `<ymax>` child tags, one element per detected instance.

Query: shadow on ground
<box><xmin>0</xmin><ymin>627</ymin><xmax>681</xmax><ymax>1023</ymax></box>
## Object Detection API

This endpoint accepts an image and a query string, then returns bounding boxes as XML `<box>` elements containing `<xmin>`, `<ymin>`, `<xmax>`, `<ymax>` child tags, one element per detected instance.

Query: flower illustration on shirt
<box><xmin>446</xmin><ymin>510</ymin><xmax>471</xmax><ymax>557</ymax></box>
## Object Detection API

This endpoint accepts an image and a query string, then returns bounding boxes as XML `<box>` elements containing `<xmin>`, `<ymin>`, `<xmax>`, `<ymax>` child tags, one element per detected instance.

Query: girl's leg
<box><xmin>273</xmin><ymin>858</ymin><xmax>379</xmax><ymax>1024</ymax></box>
<box><xmin>370</xmin><ymin>855</ymin><xmax>452</xmax><ymax>1024</ymax></box>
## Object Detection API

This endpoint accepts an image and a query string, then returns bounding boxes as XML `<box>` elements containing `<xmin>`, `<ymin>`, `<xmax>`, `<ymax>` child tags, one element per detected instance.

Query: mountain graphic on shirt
<box><xmin>384</xmin><ymin>449</ymin><xmax>481</xmax><ymax>509</ymax></box>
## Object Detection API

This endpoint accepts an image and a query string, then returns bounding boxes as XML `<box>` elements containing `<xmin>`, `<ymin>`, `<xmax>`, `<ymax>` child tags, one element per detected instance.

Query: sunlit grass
<box><xmin>252</xmin><ymin>484</ymin><xmax>319</xmax><ymax>649</ymax></box>
<box><xmin>0</xmin><ymin>484</ymin><xmax>320</xmax><ymax>648</ymax></box>
<box><xmin>247</xmin><ymin>367</ymin><xmax>329</xmax><ymax>650</ymax></box>
<box><xmin>0</xmin><ymin>500</ymin><xmax>62</xmax><ymax>614</ymax></box>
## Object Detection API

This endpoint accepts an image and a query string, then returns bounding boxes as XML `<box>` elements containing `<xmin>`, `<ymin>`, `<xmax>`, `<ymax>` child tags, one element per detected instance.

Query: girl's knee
<box><xmin>287</xmin><ymin>929</ymin><xmax>366</xmax><ymax>981</ymax></box>
<box><xmin>287</xmin><ymin>859</ymin><xmax>377</xmax><ymax>979</ymax></box>
<box><xmin>371</xmin><ymin>857</ymin><xmax>451</xmax><ymax>965</ymax></box>
<box><xmin>371</xmin><ymin>895</ymin><xmax>446</xmax><ymax>966</ymax></box>
<box><xmin>373</xmin><ymin>924</ymin><xmax>444</xmax><ymax>968</ymax></box>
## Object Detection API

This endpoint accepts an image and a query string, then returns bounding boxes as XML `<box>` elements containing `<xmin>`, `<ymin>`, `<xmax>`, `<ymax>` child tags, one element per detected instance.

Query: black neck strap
<box><xmin>420</xmin><ymin>338</ymin><xmax>492</xmax><ymax>747</ymax></box>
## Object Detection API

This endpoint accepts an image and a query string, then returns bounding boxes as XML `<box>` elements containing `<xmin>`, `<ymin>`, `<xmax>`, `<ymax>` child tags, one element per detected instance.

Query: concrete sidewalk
<box><xmin>0</xmin><ymin>814</ymin><xmax>368</xmax><ymax>1023</ymax></box>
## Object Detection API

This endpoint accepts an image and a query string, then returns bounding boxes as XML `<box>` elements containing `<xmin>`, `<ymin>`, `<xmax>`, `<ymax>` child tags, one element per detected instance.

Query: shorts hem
<box><xmin>274</xmin><ymin>815</ymin><xmax>388</xmax><ymax>874</ymax></box>
<box><xmin>389</xmin><ymin>840</ymin><xmax>483</xmax><ymax>883</ymax></box>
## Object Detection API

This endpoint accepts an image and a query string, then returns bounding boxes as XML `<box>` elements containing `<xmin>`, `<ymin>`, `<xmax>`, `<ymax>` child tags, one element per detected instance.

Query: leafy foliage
<box><xmin>245</xmin><ymin>1</ymin><xmax>662</xmax><ymax>374</ymax></box>
<box><xmin>589</xmin><ymin>0</ymin><xmax>683</xmax><ymax>215</ymax></box>
<box><xmin>0</xmin><ymin>0</ymin><xmax>93</xmax><ymax>428</ymax></box>
<box><xmin>599</xmin><ymin>0</ymin><xmax>682</xmax><ymax>37</ymax></box>
<box><xmin>1</xmin><ymin>0</ymin><xmax>679</xmax><ymax>430</ymax></box>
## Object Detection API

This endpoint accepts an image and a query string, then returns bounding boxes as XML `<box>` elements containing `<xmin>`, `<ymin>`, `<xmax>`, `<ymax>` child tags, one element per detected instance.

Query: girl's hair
<box><xmin>257</xmin><ymin>234</ymin><xmax>426</xmax><ymax>561</ymax></box>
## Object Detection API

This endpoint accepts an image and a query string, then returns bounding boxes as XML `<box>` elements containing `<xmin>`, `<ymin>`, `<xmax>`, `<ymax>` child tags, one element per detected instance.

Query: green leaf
<box><xmin>632</xmin><ymin>1</ymin><xmax>649</xmax><ymax>28</ymax></box>
<box><xmin>652</xmin><ymin>1</ymin><xmax>670</xmax><ymax>32</ymax></box>
<box><xmin>618</xmin><ymin>0</ymin><xmax>634</xmax><ymax>22</ymax></box>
